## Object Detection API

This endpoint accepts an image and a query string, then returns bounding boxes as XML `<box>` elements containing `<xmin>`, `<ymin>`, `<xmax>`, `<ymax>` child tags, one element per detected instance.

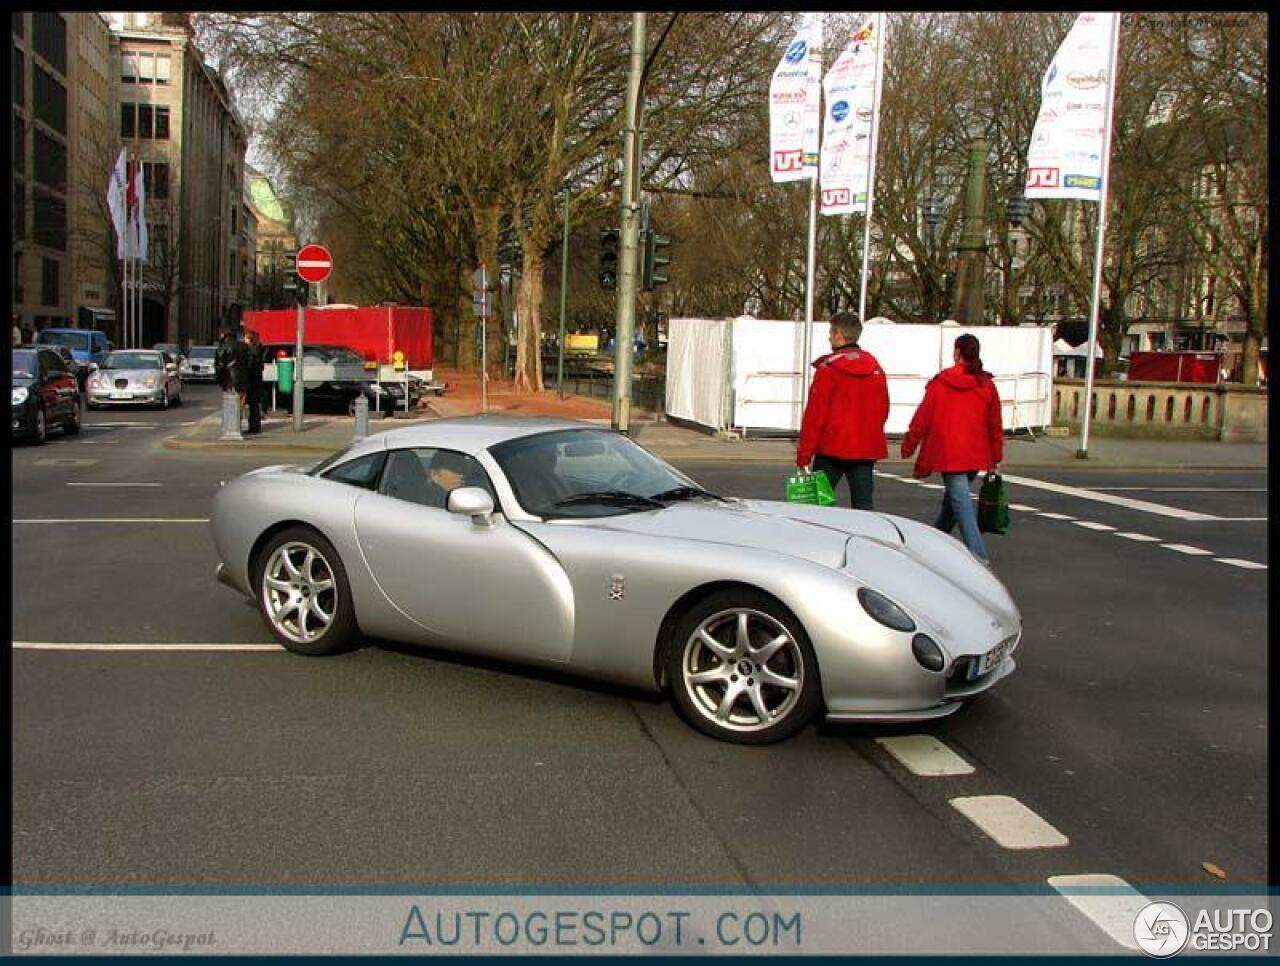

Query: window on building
<box><xmin>121</xmin><ymin>103</ymin><xmax>134</xmax><ymax>138</ymax></box>
<box><xmin>12</xmin><ymin>45</ymin><xmax>22</xmax><ymax>104</ymax></box>
<box><xmin>121</xmin><ymin>51</ymin><xmax>138</xmax><ymax>84</ymax></box>
<box><xmin>31</xmin><ymin>12</ymin><xmax>65</xmax><ymax>76</ymax></box>
<box><xmin>155</xmin><ymin>104</ymin><xmax>169</xmax><ymax>139</ymax></box>
<box><xmin>143</xmin><ymin>161</ymin><xmax>169</xmax><ymax>201</ymax></box>
<box><xmin>230</xmin><ymin>204</ymin><xmax>237</xmax><ymax>233</ymax></box>
<box><xmin>12</xmin><ymin>12</ymin><xmax>25</xmax><ymax>38</ymax></box>
<box><xmin>40</xmin><ymin>256</ymin><xmax>60</xmax><ymax>306</ymax></box>
<box><xmin>32</xmin><ymin>64</ymin><xmax>66</xmax><ymax>133</ymax></box>
<box><xmin>132</xmin><ymin>51</ymin><xmax>171</xmax><ymax>85</ymax></box>
<box><xmin>33</xmin><ymin>187</ymin><xmax>66</xmax><ymax>251</ymax></box>
<box><xmin>33</xmin><ymin>129</ymin><xmax>65</xmax><ymax>191</ymax></box>
<box><xmin>150</xmin><ymin>221</ymin><xmax>167</xmax><ymax>255</ymax></box>
<box><xmin>155</xmin><ymin>53</ymin><xmax>171</xmax><ymax>84</ymax></box>
<box><xmin>13</xmin><ymin>251</ymin><xmax>23</xmax><ymax>304</ymax></box>
<box><xmin>12</xmin><ymin>178</ymin><xmax>25</xmax><ymax>240</ymax></box>
<box><xmin>138</xmin><ymin>103</ymin><xmax>153</xmax><ymax>139</ymax></box>
<box><xmin>13</xmin><ymin>117</ymin><xmax>24</xmax><ymax>175</ymax></box>
<box><xmin>229</xmin><ymin>252</ymin><xmax>237</xmax><ymax>285</ymax></box>
<box><xmin>122</xmin><ymin>103</ymin><xmax>170</xmax><ymax>140</ymax></box>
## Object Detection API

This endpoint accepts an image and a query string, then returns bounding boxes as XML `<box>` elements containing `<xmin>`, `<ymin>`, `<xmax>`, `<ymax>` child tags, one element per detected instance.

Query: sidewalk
<box><xmin>164</xmin><ymin>366</ymin><xmax>1268</xmax><ymax>471</ymax></box>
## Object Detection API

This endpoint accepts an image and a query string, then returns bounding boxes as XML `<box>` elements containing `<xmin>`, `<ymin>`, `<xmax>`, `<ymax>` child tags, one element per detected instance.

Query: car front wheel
<box><xmin>254</xmin><ymin>526</ymin><xmax>357</xmax><ymax>656</ymax></box>
<box><xmin>667</xmin><ymin>589</ymin><xmax>821</xmax><ymax>745</ymax></box>
<box><xmin>32</xmin><ymin>405</ymin><xmax>47</xmax><ymax>445</ymax></box>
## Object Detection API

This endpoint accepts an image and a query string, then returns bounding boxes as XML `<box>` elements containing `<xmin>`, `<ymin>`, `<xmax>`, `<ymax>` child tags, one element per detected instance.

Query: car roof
<box><xmin>342</xmin><ymin>414</ymin><xmax>603</xmax><ymax>458</ymax></box>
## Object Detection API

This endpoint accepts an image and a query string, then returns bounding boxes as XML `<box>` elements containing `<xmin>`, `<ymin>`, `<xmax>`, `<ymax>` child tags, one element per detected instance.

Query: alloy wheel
<box><xmin>34</xmin><ymin>406</ymin><xmax>46</xmax><ymax>444</ymax></box>
<box><xmin>261</xmin><ymin>541</ymin><xmax>338</xmax><ymax>645</ymax></box>
<box><xmin>680</xmin><ymin>607</ymin><xmax>805</xmax><ymax>734</ymax></box>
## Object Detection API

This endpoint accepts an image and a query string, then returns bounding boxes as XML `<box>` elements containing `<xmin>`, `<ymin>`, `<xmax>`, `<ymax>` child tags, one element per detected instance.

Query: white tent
<box><xmin>1053</xmin><ymin>338</ymin><xmax>1102</xmax><ymax>357</ymax></box>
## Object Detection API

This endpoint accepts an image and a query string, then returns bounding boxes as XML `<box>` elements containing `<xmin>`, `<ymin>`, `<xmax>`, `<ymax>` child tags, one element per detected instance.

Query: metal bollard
<box><xmin>352</xmin><ymin>392</ymin><xmax>369</xmax><ymax>442</ymax></box>
<box><xmin>219</xmin><ymin>390</ymin><xmax>243</xmax><ymax>441</ymax></box>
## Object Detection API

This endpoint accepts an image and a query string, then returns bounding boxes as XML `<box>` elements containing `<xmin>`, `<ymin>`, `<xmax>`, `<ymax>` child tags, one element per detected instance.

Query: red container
<box><xmin>1128</xmin><ymin>351</ymin><xmax>1222</xmax><ymax>384</ymax></box>
<box><xmin>242</xmin><ymin>306</ymin><xmax>433</xmax><ymax>369</ymax></box>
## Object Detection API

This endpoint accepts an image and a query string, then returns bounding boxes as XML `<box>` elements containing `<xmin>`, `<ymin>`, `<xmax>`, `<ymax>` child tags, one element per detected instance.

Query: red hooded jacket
<box><xmin>796</xmin><ymin>345</ymin><xmax>890</xmax><ymax>466</ymax></box>
<box><xmin>900</xmin><ymin>364</ymin><xmax>1003</xmax><ymax>477</ymax></box>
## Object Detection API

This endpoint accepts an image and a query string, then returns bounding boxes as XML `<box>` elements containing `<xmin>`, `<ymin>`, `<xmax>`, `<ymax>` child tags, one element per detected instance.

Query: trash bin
<box><xmin>276</xmin><ymin>357</ymin><xmax>294</xmax><ymax>395</ymax></box>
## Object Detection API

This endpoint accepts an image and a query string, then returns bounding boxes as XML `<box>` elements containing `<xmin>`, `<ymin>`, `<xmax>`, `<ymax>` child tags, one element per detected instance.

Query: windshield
<box><xmin>189</xmin><ymin>346</ymin><xmax>216</xmax><ymax>359</ymax></box>
<box><xmin>491</xmin><ymin>428</ymin><xmax>697</xmax><ymax>519</ymax></box>
<box><xmin>154</xmin><ymin>343</ymin><xmax>180</xmax><ymax>354</ymax></box>
<box><xmin>12</xmin><ymin>350</ymin><xmax>37</xmax><ymax>379</ymax></box>
<box><xmin>103</xmin><ymin>351</ymin><xmax>163</xmax><ymax>370</ymax></box>
<box><xmin>36</xmin><ymin>330</ymin><xmax>90</xmax><ymax>351</ymax></box>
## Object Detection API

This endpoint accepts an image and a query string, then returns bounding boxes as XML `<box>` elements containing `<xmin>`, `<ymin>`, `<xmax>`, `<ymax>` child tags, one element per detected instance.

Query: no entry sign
<box><xmin>296</xmin><ymin>244</ymin><xmax>333</xmax><ymax>283</ymax></box>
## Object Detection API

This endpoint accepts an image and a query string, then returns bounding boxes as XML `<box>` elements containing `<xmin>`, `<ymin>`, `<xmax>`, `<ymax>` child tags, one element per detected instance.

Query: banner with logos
<box><xmin>1024</xmin><ymin>11</ymin><xmax>1119</xmax><ymax>202</ymax></box>
<box><xmin>819</xmin><ymin>18</ymin><xmax>880</xmax><ymax>215</ymax></box>
<box><xmin>768</xmin><ymin>13</ymin><xmax>823</xmax><ymax>183</ymax></box>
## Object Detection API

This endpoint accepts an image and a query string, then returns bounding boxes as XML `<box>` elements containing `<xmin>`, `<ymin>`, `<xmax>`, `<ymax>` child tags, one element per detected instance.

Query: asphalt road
<box><xmin>10</xmin><ymin>383</ymin><xmax>1268</xmax><ymax>896</ymax></box>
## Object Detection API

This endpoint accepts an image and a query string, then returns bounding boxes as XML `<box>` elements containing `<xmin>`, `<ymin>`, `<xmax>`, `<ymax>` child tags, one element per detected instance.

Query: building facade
<box><xmin>247</xmin><ymin>164</ymin><xmax>298</xmax><ymax>310</ymax></box>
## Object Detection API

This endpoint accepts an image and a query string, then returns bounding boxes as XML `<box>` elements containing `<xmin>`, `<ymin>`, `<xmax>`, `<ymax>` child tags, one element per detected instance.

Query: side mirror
<box><xmin>166</xmin><ymin>363</ymin><xmax>177</xmax><ymax>373</ymax></box>
<box><xmin>447</xmin><ymin>486</ymin><xmax>495</xmax><ymax>527</ymax></box>
<box><xmin>88</xmin><ymin>363</ymin><xmax>99</xmax><ymax>373</ymax></box>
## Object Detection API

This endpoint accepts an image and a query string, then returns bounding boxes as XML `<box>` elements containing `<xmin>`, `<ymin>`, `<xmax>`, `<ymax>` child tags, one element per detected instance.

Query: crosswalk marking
<box><xmin>1115</xmin><ymin>532</ymin><xmax>1161</xmax><ymax>542</ymax></box>
<box><xmin>950</xmin><ymin>795</ymin><xmax>1069</xmax><ymax>849</ymax></box>
<box><xmin>1213</xmin><ymin>558</ymin><xmax>1266</xmax><ymax>570</ymax></box>
<box><xmin>1008</xmin><ymin>503</ymin><xmax>1039</xmax><ymax>512</ymax></box>
<box><xmin>1161</xmin><ymin>544</ymin><xmax>1212</xmax><ymax>556</ymax></box>
<box><xmin>1037</xmin><ymin>512</ymin><xmax>1075</xmax><ymax>520</ymax></box>
<box><xmin>877</xmin><ymin>735</ymin><xmax>974</xmax><ymax>776</ymax></box>
<box><xmin>1072</xmin><ymin>521</ymin><xmax>1115</xmax><ymax>531</ymax></box>
<box><xmin>1047</xmin><ymin>875</ymin><xmax>1146</xmax><ymax>951</ymax></box>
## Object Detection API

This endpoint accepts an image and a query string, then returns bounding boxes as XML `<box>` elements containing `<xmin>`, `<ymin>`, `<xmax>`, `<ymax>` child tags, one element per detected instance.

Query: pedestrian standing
<box><xmin>230</xmin><ymin>329</ymin><xmax>249</xmax><ymax>426</ymax></box>
<box><xmin>795</xmin><ymin>312</ymin><xmax>890</xmax><ymax>510</ymax></box>
<box><xmin>244</xmin><ymin>330</ymin><xmax>265</xmax><ymax>434</ymax></box>
<box><xmin>900</xmin><ymin>333</ymin><xmax>1004</xmax><ymax>564</ymax></box>
<box><xmin>13</xmin><ymin>314</ymin><xmax>22</xmax><ymax>346</ymax></box>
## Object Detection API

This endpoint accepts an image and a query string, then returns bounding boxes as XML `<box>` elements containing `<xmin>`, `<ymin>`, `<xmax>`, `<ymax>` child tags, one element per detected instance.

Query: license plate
<box><xmin>110</xmin><ymin>391</ymin><xmax>132</xmax><ymax>399</ymax></box>
<box><xmin>971</xmin><ymin>637</ymin><xmax>1016</xmax><ymax>678</ymax></box>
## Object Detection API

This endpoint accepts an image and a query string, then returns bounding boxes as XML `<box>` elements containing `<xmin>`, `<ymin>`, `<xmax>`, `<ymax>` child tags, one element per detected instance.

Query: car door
<box><xmin>351</xmin><ymin>446</ymin><xmax>574</xmax><ymax>663</ymax></box>
<box><xmin>38</xmin><ymin>350</ymin><xmax>72</xmax><ymax>421</ymax></box>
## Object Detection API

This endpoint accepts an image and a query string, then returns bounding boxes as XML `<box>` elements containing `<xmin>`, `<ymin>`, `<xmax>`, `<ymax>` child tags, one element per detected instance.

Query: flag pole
<box><xmin>800</xmin><ymin>172</ymin><xmax>820</xmax><ymax>411</ymax></box>
<box><xmin>857</xmin><ymin>12</ymin><xmax>887</xmax><ymax>325</ymax></box>
<box><xmin>1077</xmin><ymin>13</ymin><xmax>1122</xmax><ymax>460</ymax></box>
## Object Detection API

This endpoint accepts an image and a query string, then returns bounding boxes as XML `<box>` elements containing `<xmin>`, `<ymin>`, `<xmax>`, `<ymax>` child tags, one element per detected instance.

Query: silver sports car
<box><xmin>88</xmin><ymin>349</ymin><xmax>182</xmax><ymax>409</ymax></box>
<box><xmin>212</xmin><ymin>416</ymin><xmax>1021</xmax><ymax>744</ymax></box>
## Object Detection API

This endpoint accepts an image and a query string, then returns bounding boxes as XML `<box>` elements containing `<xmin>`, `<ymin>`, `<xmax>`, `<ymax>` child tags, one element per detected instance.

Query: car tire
<box><xmin>666</xmin><ymin>588</ymin><xmax>822</xmax><ymax>745</ymax></box>
<box><xmin>32</xmin><ymin>405</ymin><xmax>47</xmax><ymax>445</ymax></box>
<box><xmin>254</xmin><ymin>526</ymin><xmax>358</xmax><ymax>656</ymax></box>
<box><xmin>63</xmin><ymin>399</ymin><xmax>81</xmax><ymax>435</ymax></box>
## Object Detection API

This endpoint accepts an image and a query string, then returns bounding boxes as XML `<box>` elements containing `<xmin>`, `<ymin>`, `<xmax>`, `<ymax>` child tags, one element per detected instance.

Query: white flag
<box><xmin>107</xmin><ymin>149</ymin><xmax>128</xmax><ymax>259</ymax></box>
<box><xmin>1024</xmin><ymin>12</ymin><xmax>1118</xmax><ymax>202</ymax></box>
<box><xmin>126</xmin><ymin>157</ymin><xmax>149</xmax><ymax>261</ymax></box>
<box><xmin>768</xmin><ymin>13</ymin><xmax>823</xmax><ymax>183</ymax></box>
<box><xmin>819</xmin><ymin>18</ymin><xmax>880</xmax><ymax>215</ymax></box>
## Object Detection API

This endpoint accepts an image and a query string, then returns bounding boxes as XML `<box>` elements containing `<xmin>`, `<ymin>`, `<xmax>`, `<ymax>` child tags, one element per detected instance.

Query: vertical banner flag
<box><xmin>769</xmin><ymin>13</ymin><xmax>823</xmax><ymax>182</ymax></box>
<box><xmin>819</xmin><ymin>18</ymin><xmax>880</xmax><ymax>215</ymax></box>
<box><xmin>125</xmin><ymin>157</ymin><xmax>149</xmax><ymax>261</ymax></box>
<box><xmin>107</xmin><ymin>149</ymin><xmax>128</xmax><ymax>259</ymax></box>
<box><xmin>1024</xmin><ymin>12</ymin><xmax>1118</xmax><ymax>202</ymax></box>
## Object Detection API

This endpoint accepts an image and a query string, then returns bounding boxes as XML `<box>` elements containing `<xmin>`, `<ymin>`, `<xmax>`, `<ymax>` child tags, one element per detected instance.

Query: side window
<box><xmin>93</xmin><ymin>333</ymin><xmax>105</xmax><ymax>353</ymax></box>
<box><xmin>381</xmin><ymin>448</ymin><xmax>493</xmax><ymax>510</ymax></box>
<box><xmin>45</xmin><ymin>349</ymin><xmax>65</xmax><ymax>373</ymax></box>
<box><xmin>322</xmin><ymin>452</ymin><xmax>386</xmax><ymax>491</ymax></box>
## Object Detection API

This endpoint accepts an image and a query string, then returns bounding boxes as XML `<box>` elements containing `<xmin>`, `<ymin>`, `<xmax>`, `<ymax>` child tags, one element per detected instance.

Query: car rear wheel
<box><xmin>254</xmin><ymin>526</ymin><xmax>357</xmax><ymax>656</ymax></box>
<box><xmin>63</xmin><ymin>399</ymin><xmax>81</xmax><ymax>435</ymax></box>
<box><xmin>32</xmin><ymin>405</ymin><xmax>47</xmax><ymax>445</ymax></box>
<box><xmin>667</xmin><ymin>589</ymin><xmax>821</xmax><ymax>745</ymax></box>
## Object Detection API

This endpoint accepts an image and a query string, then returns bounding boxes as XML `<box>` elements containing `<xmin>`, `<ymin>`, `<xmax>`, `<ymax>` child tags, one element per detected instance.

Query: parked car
<box><xmin>12</xmin><ymin>346</ymin><xmax>82</xmax><ymax>443</ymax></box>
<box><xmin>44</xmin><ymin>343</ymin><xmax>91</xmax><ymax>394</ymax></box>
<box><xmin>152</xmin><ymin>342</ymin><xmax>187</xmax><ymax>376</ymax></box>
<box><xmin>211</xmin><ymin>416</ymin><xmax>1022</xmax><ymax>744</ymax></box>
<box><xmin>87</xmin><ymin>349</ymin><xmax>183</xmax><ymax>409</ymax></box>
<box><xmin>34</xmin><ymin>327</ymin><xmax>110</xmax><ymax>369</ymax></box>
<box><xmin>261</xmin><ymin>342</ymin><xmax>419</xmax><ymax>414</ymax></box>
<box><xmin>182</xmin><ymin>344</ymin><xmax>217</xmax><ymax>382</ymax></box>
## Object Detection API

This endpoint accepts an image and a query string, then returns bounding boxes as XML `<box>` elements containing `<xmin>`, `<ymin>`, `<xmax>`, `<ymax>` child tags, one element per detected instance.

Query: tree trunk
<box><xmin>514</xmin><ymin>248</ymin><xmax>546</xmax><ymax>391</ymax></box>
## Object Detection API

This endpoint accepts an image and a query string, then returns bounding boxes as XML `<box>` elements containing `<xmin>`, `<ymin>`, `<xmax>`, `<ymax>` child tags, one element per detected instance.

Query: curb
<box><xmin>163</xmin><ymin>435</ymin><xmax>339</xmax><ymax>456</ymax></box>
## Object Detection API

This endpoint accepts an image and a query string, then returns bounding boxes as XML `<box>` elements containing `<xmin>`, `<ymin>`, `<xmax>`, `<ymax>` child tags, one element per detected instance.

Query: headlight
<box><xmin>857</xmin><ymin>587</ymin><xmax>916</xmax><ymax>632</ymax></box>
<box><xmin>12</xmin><ymin>387</ymin><xmax>29</xmax><ymax>405</ymax></box>
<box><xmin>143</xmin><ymin>376</ymin><xmax>157</xmax><ymax>387</ymax></box>
<box><xmin>91</xmin><ymin>375</ymin><xmax>108</xmax><ymax>389</ymax></box>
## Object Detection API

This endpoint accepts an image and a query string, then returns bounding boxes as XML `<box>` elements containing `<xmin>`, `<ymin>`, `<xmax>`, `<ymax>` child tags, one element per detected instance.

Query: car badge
<box><xmin>609</xmin><ymin>575</ymin><xmax>625</xmax><ymax>601</ymax></box>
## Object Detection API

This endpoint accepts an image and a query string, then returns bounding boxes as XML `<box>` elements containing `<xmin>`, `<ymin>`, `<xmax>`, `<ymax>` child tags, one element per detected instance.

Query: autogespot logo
<box><xmin>785</xmin><ymin>40</ymin><xmax>807</xmax><ymax>64</ymax></box>
<box><xmin>831</xmin><ymin>100</ymin><xmax>849</xmax><ymax>123</ymax></box>
<box><xmin>1134</xmin><ymin>902</ymin><xmax>1190</xmax><ymax>958</ymax></box>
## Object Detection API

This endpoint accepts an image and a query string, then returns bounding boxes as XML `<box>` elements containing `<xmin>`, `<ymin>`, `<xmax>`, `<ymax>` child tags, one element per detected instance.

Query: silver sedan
<box><xmin>88</xmin><ymin>349</ymin><xmax>182</xmax><ymax>409</ymax></box>
<box><xmin>211</xmin><ymin>416</ymin><xmax>1021</xmax><ymax>744</ymax></box>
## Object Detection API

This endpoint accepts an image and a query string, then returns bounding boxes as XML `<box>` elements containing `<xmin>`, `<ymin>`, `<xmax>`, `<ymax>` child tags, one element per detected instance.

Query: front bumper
<box><xmin>11</xmin><ymin>404</ymin><xmax>36</xmax><ymax>437</ymax></box>
<box><xmin>88</xmin><ymin>387</ymin><xmax>165</xmax><ymax>405</ymax></box>
<box><xmin>824</xmin><ymin>656</ymin><xmax>1017</xmax><ymax>723</ymax></box>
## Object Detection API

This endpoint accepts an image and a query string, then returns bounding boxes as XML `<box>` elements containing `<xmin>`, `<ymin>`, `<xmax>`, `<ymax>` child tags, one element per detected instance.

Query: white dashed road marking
<box><xmin>949</xmin><ymin>795</ymin><xmax>1069</xmax><ymax>849</ymax></box>
<box><xmin>14</xmin><ymin>518</ymin><xmax>209</xmax><ymax>524</ymax></box>
<box><xmin>1008</xmin><ymin>503</ymin><xmax>1039</xmax><ymax>512</ymax></box>
<box><xmin>66</xmin><ymin>482</ymin><xmax>163</xmax><ymax>488</ymax></box>
<box><xmin>1161</xmin><ymin>544</ymin><xmax>1213</xmax><ymax>556</ymax></box>
<box><xmin>1115</xmin><ymin>532</ymin><xmax>1161</xmax><ymax>542</ymax></box>
<box><xmin>877</xmin><ymin>735</ymin><xmax>974</xmax><ymax>776</ymax></box>
<box><xmin>918</xmin><ymin>482</ymin><xmax>943</xmax><ymax>490</ymax></box>
<box><xmin>1037</xmin><ymin>512</ymin><xmax>1075</xmax><ymax>520</ymax></box>
<box><xmin>999</xmin><ymin>474</ymin><xmax>1221</xmax><ymax>521</ymax></box>
<box><xmin>1072</xmin><ymin>521</ymin><xmax>1115</xmax><ymax>531</ymax></box>
<box><xmin>14</xmin><ymin>642</ymin><xmax>283</xmax><ymax>652</ymax></box>
<box><xmin>1213</xmin><ymin>558</ymin><xmax>1267</xmax><ymax>570</ymax></box>
<box><xmin>1047</xmin><ymin>874</ymin><xmax>1147</xmax><ymax>951</ymax></box>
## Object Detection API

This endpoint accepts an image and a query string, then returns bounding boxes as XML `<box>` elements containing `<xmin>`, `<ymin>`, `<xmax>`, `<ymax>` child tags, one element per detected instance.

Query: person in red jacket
<box><xmin>900</xmin><ymin>333</ymin><xmax>1003</xmax><ymax>564</ymax></box>
<box><xmin>796</xmin><ymin>313</ymin><xmax>890</xmax><ymax>510</ymax></box>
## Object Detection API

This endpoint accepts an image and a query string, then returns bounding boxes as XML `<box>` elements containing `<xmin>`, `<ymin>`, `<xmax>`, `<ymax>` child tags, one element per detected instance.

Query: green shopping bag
<box><xmin>787</xmin><ymin>470</ymin><xmax>838</xmax><ymax>506</ymax></box>
<box><xmin>977</xmin><ymin>472</ymin><xmax>1010</xmax><ymax>534</ymax></box>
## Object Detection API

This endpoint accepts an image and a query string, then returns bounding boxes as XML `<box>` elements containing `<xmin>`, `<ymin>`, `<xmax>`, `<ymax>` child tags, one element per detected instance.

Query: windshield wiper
<box><xmin>553</xmin><ymin>490</ymin><xmax>665</xmax><ymax>510</ymax></box>
<box><xmin>649</xmin><ymin>485</ymin><xmax>726</xmax><ymax>503</ymax></box>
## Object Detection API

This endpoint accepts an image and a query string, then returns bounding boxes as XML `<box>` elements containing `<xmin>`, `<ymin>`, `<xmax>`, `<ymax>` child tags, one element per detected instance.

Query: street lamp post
<box><xmin>1005</xmin><ymin>194</ymin><xmax>1028</xmax><ymax>325</ymax></box>
<box><xmin>922</xmin><ymin>195</ymin><xmax>943</xmax><ymax>319</ymax></box>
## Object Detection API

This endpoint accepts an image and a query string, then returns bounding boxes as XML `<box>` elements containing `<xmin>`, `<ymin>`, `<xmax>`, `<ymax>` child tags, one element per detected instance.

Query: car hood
<box><xmin>13</xmin><ymin>376</ymin><xmax>35</xmax><ymax>389</ymax></box>
<box><xmin>100</xmin><ymin>368</ymin><xmax>164</xmax><ymax>380</ymax></box>
<box><xmin>583</xmin><ymin>498</ymin><xmax>902</xmax><ymax>569</ymax></box>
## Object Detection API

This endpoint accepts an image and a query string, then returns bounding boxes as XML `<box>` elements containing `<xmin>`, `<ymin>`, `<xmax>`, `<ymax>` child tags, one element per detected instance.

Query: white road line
<box><xmin>1161</xmin><ymin>543</ymin><xmax>1213</xmax><ymax>556</ymax></box>
<box><xmin>1047</xmin><ymin>874</ymin><xmax>1146</xmax><ymax>951</ymax></box>
<box><xmin>1037</xmin><ymin>512</ymin><xmax>1076</xmax><ymax>520</ymax></box>
<box><xmin>14</xmin><ymin>518</ymin><xmax>209</xmax><ymax>524</ymax></box>
<box><xmin>14</xmin><ymin>642</ymin><xmax>284</xmax><ymax>652</ymax></box>
<box><xmin>66</xmin><ymin>482</ymin><xmax>163</xmax><ymax>488</ymax></box>
<box><xmin>1093</xmin><ymin>487</ymin><xmax>1266</xmax><ymax>492</ymax></box>
<box><xmin>1212</xmin><ymin>517</ymin><xmax>1268</xmax><ymax>522</ymax></box>
<box><xmin>1214</xmin><ymin>558</ymin><xmax>1267</xmax><ymax>570</ymax></box>
<box><xmin>1000</xmin><ymin>473</ymin><xmax>1220</xmax><ymax>521</ymax></box>
<box><xmin>876</xmin><ymin>735</ymin><xmax>974</xmax><ymax>776</ymax></box>
<box><xmin>949</xmin><ymin>795</ymin><xmax>1069</xmax><ymax>849</ymax></box>
<box><xmin>1008</xmin><ymin>503</ymin><xmax>1039</xmax><ymax>512</ymax></box>
<box><xmin>1115</xmin><ymin>532</ymin><xmax>1161</xmax><ymax>542</ymax></box>
<box><xmin>1072</xmin><ymin>521</ymin><xmax>1116</xmax><ymax>531</ymax></box>
<box><xmin>918</xmin><ymin>482</ymin><xmax>943</xmax><ymax>490</ymax></box>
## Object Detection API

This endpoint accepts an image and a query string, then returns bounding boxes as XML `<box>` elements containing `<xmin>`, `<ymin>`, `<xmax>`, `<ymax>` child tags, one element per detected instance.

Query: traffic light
<box><xmin>642</xmin><ymin>229</ymin><xmax>671</xmax><ymax>291</ymax></box>
<box><xmin>599</xmin><ymin>229</ymin><xmax>619</xmax><ymax>291</ymax></box>
<box><xmin>283</xmin><ymin>277</ymin><xmax>309</xmax><ymax>305</ymax></box>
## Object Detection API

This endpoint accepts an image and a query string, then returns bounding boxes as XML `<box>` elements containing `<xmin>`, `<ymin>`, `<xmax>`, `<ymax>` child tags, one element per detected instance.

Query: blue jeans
<box><xmin>935</xmin><ymin>471</ymin><xmax>988</xmax><ymax>563</ymax></box>
<box><xmin>812</xmin><ymin>455</ymin><xmax>875</xmax><ymax>510</ymax></box>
